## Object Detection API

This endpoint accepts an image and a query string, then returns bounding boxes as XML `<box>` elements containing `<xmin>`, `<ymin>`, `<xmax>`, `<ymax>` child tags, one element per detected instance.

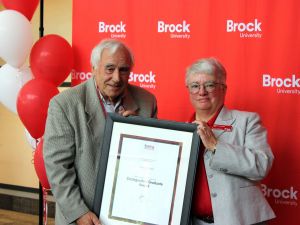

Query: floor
<box><xmin>0</xmin><ymin>209</ymin><xmax>54</xmax><ymax>225</ymax></box>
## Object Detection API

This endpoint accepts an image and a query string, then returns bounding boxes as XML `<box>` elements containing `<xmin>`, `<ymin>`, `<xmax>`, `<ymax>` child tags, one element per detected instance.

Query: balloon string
<box><xmin>43</xmin><ymin>187</ymin><xmax>48</xmax><ymax>225</ymax></box>
<box><xmin>31</xmin><ymin>138</ymin><xmax>38</xmax><ymax>164</ymax></box>
<box><xmin>17</xmin><ymin>69</ymin><xmax>22</xmax><ymax>88</ymax></box>
<box><xmin>35</xmin><ymin>138</ymin><xmax>39</xmax><ymax>149</ymax></box>
<box><xmin>31</xmin><ymin>151</ymin><xmax>35</xmax><ymax>164</ymax></box>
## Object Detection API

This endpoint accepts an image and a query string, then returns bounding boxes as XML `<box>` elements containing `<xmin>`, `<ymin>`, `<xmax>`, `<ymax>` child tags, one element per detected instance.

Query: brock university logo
<box><xmin>262</xmin><ymin>74</ymin><xmax>300</xmax><ymax>95</ymax></box>
<box><xmin>226</xmin><ymin>19</ymin><xmax>263</xmax><ymax>38</ymax></box>
<box><xmin>157</xmin><ymin>20</ymin><xmax>191</xmax><ymax>39</ymax></box>
<box><xmin>262</xmin><ymin>184</ymin><xmax>298</xmax><ymax>207</ymax></box>
<box><xmin>98</xmin><ymin>21</ymin><xmax>126</xmax><ymax>39</ymax></box>
<box><xmin>129</xmin><ymin>71</ymin><xmax>156</xmax><ymax>89</ymax></box>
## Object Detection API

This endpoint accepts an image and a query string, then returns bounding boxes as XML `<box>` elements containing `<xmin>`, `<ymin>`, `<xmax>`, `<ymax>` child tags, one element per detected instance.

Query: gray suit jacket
<box><xmin>44</xmin><ymin>78</ymin><xmax>157</xmax><ymax>225</ymax></box>
<box><xmin>196</xmin><ymin>107</ymin><xmax>275</xmax><ymax>225</ymax></box>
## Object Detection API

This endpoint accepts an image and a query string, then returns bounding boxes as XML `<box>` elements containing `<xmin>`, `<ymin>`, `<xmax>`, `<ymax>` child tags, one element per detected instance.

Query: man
<box><xmin>44</xmin><ymin>39</ymin><xmax>157</xmax><ymax>225</ymax></box>
<box><xmin>186</xmin><ymin>58</ymin><xmax>275</xmax><ymax>225</ymax></box>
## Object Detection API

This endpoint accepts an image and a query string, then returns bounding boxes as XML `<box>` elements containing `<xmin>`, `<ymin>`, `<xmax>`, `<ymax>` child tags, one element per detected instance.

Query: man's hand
<box><xmin>76</xmin><ymin>211</ymin><xmax>101</xmax><ymax>225</ymax></box>
<box><xmin>119</xmin><ymin>109</ymin><xmax>137</xmax><ymax>117</ymax></box>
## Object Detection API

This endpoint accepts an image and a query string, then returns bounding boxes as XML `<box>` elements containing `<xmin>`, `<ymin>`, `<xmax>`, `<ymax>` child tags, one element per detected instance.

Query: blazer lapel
<box><xmin>213</xmin><ymin>106</ymin><xmax>235</xmax><ymax>138</ymax></box>
<box><xmin>122</xmin><ymin>85</ymin><xmax>139</xmax><ymax>112</ymax></box>
<box><xmin>85</xmin><ymin>78</ymin><xmax>106</xmax><ymax>147</ymax></box>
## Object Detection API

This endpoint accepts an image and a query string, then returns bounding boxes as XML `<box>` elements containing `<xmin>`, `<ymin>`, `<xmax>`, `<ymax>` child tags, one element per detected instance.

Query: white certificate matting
<box><xmin>110</xmin><ymin>135</ymin><xmax>181</xmax><ymax>224</ymax></box>
<box><xmin>98</xmin><ymin>121</ymin><xmax>195</xmax><ymax>225</ymax></box>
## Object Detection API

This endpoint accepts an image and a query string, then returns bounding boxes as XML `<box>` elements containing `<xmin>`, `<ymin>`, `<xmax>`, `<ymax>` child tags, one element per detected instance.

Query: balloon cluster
<box><xmin>0</xmin><ymin>1</ymin><xmax>73</xmax><ymax>189</ymax></box>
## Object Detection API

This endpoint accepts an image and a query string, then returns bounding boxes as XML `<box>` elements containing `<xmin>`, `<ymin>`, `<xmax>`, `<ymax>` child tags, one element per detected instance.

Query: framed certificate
<box><xmin>93</xmin><ymin>114</ymin><xmax>200</xmax><ymax>225</ymax></box>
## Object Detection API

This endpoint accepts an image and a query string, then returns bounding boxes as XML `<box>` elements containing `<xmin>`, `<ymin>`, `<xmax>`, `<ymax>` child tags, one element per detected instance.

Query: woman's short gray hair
<box><xmin>185</xmin><ymin>57</ymin><xmax>227</xmax><ymax>85</ymax></box>
<box><xmin>90</xmin><ymin>39</ymin><xmax>134</xmax><ymax>69</ymax></box>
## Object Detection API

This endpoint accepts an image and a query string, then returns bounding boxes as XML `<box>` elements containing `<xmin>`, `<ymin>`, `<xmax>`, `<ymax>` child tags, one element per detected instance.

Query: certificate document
<box><xmin>109</xmin><ymin>134</ymin><xmax>182</xmax><ymax>224</ymax></box>
<box><xmin>94</xmin><ymin>115</ymin><xmax>199</xmax><ymax>225</ymax></box>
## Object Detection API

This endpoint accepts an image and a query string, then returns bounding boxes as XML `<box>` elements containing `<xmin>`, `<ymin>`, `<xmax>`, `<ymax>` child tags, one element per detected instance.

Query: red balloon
<box><xmin>17</xmin><ymin>79</ymin><xmax>59</xmax><ymax>139</ymax></box>
<box><xmin>30</xmin><ymin>34</ymin><xmax>73</xmax><ymax>86</ymax></box>
<box><xmin>2</xmin><ymin>0</ymin><xmax>39</xmax><ymax>21</ymax></box>
<box><xmin>34</xmin><ymin>139</ymin><xmax>51</xmax><ymax>189</ymax></box>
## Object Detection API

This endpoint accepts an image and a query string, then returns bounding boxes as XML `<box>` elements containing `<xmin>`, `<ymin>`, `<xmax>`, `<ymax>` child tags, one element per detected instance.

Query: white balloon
<box><xmin>0</xmin><ymin>64</ymin><xmax>33</xmax><ymax>113</ymax></box>
<box><xmin>0</xmin><ymin>10</ymin><xmax>33</xmax><ymax>68</ymax></box>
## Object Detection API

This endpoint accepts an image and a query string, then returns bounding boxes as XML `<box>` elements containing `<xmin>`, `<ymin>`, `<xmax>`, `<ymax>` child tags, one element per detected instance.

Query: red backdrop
<box><xmin>72</xmin><ymin>1</ymin><xmax>300</xmax><ymax>224</ymax></box>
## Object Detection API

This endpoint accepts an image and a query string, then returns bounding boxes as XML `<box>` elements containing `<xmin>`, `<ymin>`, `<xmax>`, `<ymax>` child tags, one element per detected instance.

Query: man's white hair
<box><xmin>90</xmin><ymin>39</ymin><xmax>134</xmax><ymax>69</ymax></box>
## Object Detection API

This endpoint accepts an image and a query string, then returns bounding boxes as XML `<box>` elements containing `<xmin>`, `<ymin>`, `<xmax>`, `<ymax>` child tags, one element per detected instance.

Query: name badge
<box><xmin>212</xmin><ymin>124</ymin><xmax>233</xmax><ymax>132</ymax></box>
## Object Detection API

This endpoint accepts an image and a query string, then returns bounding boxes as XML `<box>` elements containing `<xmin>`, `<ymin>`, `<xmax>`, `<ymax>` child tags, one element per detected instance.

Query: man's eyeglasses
<box><xmin>187</xmin><ymin>81</ymin><xmax>226</xmax><ymax>94</ymax></box>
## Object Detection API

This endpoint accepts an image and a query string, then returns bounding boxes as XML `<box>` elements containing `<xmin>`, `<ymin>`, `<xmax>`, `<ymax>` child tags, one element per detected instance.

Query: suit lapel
<box><xmin>85</xmin><ymin>78</ymin><xmax>106</xmax><ymax>147</ymax></box>
<box><xmin>213</xmin><ymin>107</ymin><xmax>235</xmax><ymax>138</ymax></box>
<box><xmin>122</xmin><ymin>86</ymin><xmax>139</xmax><ymax>112</ymax></box>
